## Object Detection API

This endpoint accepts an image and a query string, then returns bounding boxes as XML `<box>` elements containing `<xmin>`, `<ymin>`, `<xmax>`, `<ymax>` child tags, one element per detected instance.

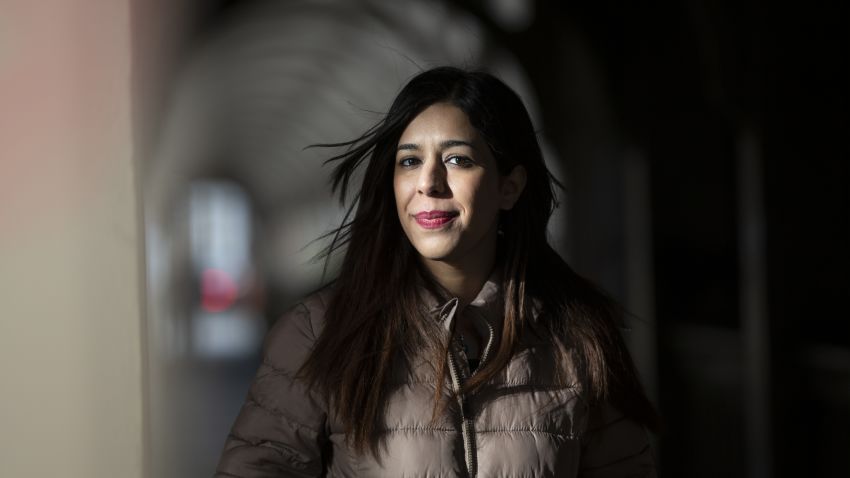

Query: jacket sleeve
<box><xmin>215</xmin><ymin>301</ymin><xmax>329</xmax><ymax>478</ymax></box>
<box><xmin>577</xmin><ymin>403</ymin><xmax>657</xmax><ymax>478</ymax></box>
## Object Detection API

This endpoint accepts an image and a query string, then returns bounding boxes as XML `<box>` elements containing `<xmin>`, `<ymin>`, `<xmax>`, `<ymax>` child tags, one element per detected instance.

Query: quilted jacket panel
<box><xmin>215</xmin><ymin>272</ymin><xmax>656</xmax><ymax>477</ymax></box>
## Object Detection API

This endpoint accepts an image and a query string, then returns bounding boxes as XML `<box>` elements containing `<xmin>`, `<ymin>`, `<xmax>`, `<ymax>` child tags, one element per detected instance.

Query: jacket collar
<box><xmin>417</xmin><ymin>264</ymin><xmax>544</xmax><ymax>335</ymax></box>
<box><xmin>418</xmin><ymin>265</ymin><xmax>505</xmax><ymax>335</ymax></box>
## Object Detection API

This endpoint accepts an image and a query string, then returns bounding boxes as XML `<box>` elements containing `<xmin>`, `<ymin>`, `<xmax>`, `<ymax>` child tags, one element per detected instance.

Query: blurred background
<box><xmin>135</xmin><ymin>1</ymin><xmax>849</xmax><ymax>476</ymax></box>
<box><xmin>1</xmin><ymin>0</ymin><xmax>846</xmax><ymax>477</ymax></box>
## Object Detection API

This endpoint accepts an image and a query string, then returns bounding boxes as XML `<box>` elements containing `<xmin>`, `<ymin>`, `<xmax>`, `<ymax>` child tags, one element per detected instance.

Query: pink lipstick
<box><xmin>414</xmin><ymin>210</ymin><xmax>458</xmax><ymax>229</ymax></box>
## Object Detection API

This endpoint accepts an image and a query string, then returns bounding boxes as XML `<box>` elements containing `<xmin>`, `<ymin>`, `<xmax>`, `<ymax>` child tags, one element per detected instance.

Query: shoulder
<box><xmin>262</xmin><ymin>286</ymin><xmax>333</xmax><ymax>372</ymax></box>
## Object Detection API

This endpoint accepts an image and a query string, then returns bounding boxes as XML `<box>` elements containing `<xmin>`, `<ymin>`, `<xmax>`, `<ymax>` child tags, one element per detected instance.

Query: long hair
<box><xmin>297</xmin><ymin>66</ymin><xmax>658</xmax><ymax>459</ymax></box>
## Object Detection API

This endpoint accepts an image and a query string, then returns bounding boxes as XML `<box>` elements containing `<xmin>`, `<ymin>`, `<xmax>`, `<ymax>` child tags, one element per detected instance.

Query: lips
<box><xmin>413</xmin><ymin>210</ymin><xmax>458</xmax><ymax>229</ymax></box>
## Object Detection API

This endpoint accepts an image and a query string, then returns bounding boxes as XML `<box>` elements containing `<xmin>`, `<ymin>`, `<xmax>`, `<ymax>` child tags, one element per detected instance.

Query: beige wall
<box><xmin>0</xmin><ymin>1</ymin><xmax>145</xmax><ymax>476</ymax></box>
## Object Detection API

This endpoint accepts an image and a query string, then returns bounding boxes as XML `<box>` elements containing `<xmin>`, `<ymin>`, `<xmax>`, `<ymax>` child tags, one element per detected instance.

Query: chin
<box><xmin>411</xmin><ymin>240</ymin><xmax>461</xmax><ymax>262</ymax></box>
<box><xmin>415</xmin><ymin>248</ymin><xmax>456</xmax><ymax>262</ymax></box>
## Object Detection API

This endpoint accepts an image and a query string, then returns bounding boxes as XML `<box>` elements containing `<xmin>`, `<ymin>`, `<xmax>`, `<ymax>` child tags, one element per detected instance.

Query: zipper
<box><xmin>444</xmin><ymin>310</ymin><xmax>496</xmax><ymax>478</ymax></box>
<box><xmin>439</xmin><ymin>300</ymin><xmax>501</xmax><ymax>478</ymax></box>
<box><xmin>447</xmin><ymin>338</ymin><xmax>476</xmax><ymax>478</ymax></box>
<box><xmin>478</xmin><ymin>319</ymin><xmax>495</xmax><ymax>368</ymax></box>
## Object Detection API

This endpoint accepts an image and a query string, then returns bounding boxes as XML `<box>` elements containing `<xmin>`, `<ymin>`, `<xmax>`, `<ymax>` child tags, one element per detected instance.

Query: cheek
<box><xmin>393</xmin><ymin>177</ymin><xmax>416</xmax><ymax>223</ymax></box>
<box><xmin>463</xmin><ymin>178</ymin><xmax>501</xmax><ymax>219</ymax></box>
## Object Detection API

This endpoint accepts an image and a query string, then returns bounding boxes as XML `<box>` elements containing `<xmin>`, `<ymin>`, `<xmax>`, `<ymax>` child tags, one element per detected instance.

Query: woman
<box><xmin>215</xmin><ymin>66</ymin><xmax>658</xmax><ymax>477</ymax></box>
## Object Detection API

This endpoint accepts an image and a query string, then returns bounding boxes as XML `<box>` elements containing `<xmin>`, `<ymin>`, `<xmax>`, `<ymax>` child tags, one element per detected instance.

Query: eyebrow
<box><xmin>397</xmin><ymin>139</ymin><xmax>476</xmax><ymax>152</ymax></box>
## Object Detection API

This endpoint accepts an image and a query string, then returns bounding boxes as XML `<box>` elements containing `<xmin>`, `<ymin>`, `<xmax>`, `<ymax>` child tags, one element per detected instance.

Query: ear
<box><xmin>499</xmin><ymin>165</ymin><xmax>527</xmax><ymax>210</ymax></box>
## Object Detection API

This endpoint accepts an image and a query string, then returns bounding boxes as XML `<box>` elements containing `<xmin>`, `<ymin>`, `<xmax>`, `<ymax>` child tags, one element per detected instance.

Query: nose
<box><xmin>417</xmin><ymin>158</ymin><xmax>448</xmax><ymax>196</ymax></box>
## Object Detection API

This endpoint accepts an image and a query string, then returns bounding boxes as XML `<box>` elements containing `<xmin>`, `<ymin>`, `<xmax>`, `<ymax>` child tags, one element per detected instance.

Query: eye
<box><xmin>398</xmin><ymin>157</ymin><xmax>420</xmax><ymax>168</ymax></box>
<box><xmin>445</xmin><ymin>155</ymin><xmax>474</xmax><ymax>168</ymax></box>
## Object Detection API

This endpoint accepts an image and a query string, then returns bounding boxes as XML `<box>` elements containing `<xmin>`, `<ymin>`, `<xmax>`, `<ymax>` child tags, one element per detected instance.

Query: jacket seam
<box><xmin>244</xmin><ymin>395</ymin><xmax>323</xmax><ymax>435</ymax></box>
<box><xmin>259</xmin><ymin>354</ymin><xmax>331</xmax><ymax>439</ymax></box>
<box><xmin>490</xmin><ymin>382</ymin><xmax>579</xmax><ymax>389</ymax></box>
<box><xmin>223</xmin><ymin>439</ymin><xmax>316</xmax><ymax>469</ymax></box>
<box><xmin>296</xmin><ymin>301</ymin><xmax>317</xmax><ymax>341</ymax></box>
<box><xmin>260</xmin><ymin>358</ymin><xmax>301</xmax><ymax>377</ymax></box>
<box><xmin>381</xmin><ymin>426</ymin><xmax>457</xmax><ymax>433</ymax></box>
<box><xmin>387</xmin><ymin>380</ymin><xmax>578</xmax><ymax>389</ymax></box>
<box><xmin>583</xmin><ymin>414</ymin><xmax>629</xmax><ymax>435</ymax></box>
<box><xmin>475</xmin><ymin>428</ymin><xmax>577</xmax><ymax>438</ymax></box>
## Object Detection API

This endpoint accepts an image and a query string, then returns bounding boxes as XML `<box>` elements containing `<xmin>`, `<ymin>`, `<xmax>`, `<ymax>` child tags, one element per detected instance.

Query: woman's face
<box><xmin>393</xmin><ymin>102</ymin><xmax>523</xmax><ymax>267</ymax></box>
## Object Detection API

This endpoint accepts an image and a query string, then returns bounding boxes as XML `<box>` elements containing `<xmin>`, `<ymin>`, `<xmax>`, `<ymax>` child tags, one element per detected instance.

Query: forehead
<box><xmin>398</xmin><ymin>103</ymin><xmax>481</xmax><ymax>145</ymax></box>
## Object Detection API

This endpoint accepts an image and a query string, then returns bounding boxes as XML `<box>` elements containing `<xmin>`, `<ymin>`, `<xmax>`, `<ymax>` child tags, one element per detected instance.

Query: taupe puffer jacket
<box><xmin>215</xmin><ymin>271</ymin><xmax>656</xmax><ymax>477</ymax></box>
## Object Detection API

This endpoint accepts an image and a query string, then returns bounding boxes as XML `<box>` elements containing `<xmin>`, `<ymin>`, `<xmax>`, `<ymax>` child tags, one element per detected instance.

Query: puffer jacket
<box><xmin>215</xmin><ymin>270</ymin><xmax>656</xmax><ymax>477</ymax></box>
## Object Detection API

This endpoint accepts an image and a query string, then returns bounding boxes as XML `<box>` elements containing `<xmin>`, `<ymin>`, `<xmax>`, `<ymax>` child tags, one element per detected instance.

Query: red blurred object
<box><xmin>200</xmin><ymin>268</ymin><xmax>238</xmax><ymax>312</ymax></box>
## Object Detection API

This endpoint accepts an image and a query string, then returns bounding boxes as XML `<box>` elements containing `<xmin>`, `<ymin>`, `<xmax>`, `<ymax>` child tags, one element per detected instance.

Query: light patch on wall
<box><xmin>485</xmin><ymin>0</ymin><xmax>535</xmax><ymax>32</ymax></box>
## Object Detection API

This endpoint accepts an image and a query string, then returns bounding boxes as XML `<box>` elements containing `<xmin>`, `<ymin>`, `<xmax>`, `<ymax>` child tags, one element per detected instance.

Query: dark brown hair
<box><xmin>297</xmin><ymin>66</ymin><xmax>658</xmax><ymax>459</ymax></box>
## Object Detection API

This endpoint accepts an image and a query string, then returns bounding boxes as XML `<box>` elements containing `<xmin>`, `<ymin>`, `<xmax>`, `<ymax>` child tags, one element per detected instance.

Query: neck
<box><xmin>420</xmin><ymin>233</ymin><xmax>497</xmax><ymax>307</ymax></box>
